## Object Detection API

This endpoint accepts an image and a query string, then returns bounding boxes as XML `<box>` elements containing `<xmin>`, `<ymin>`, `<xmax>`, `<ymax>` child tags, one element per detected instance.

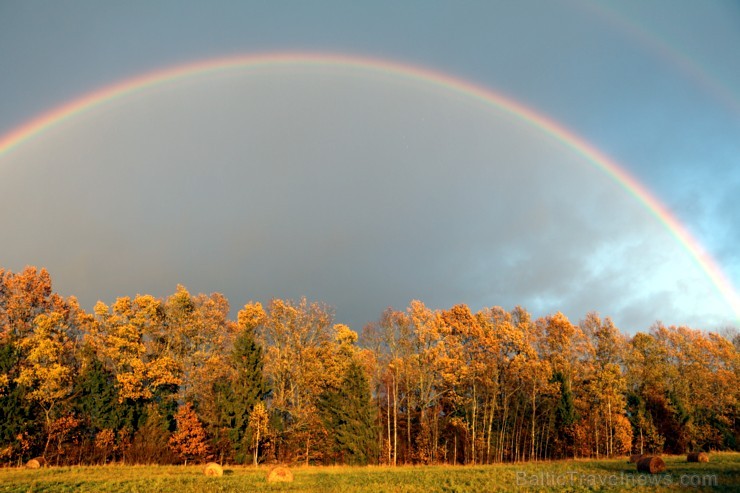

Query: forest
<box><xmin>0</xmin><ymin>266</ymin><xmax>738</xmax><ymax>467</ymax></box>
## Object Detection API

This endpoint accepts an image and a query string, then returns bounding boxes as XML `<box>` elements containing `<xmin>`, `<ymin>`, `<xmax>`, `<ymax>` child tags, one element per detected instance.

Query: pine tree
<box><xmin>0</xmin><ymin>341</ymin><xmax>38</xmax><ymax>463</ymax></box>
<box><xmin>318</xmin><ymin>360</ymin><xmax>378</xmax><ymax>465</ymax></box>
<box><xmin>213</xmin><ymin>324</ymin><xmax>268</xmax><ymax>463</ymax></box>
<box><xmin>73</xmin><ymin>356</ymin><xmax>119</xmax><ymax>430</ymax></box>
<box><xmin>552</xmin><ymin>371</ymin><xmax>577</xmax><ymax>458</ymax></box>
<box><xmin>72</xmin><ymin>353</ymin><xmax>145</xmax><ymax>462</ymax></box>
<box><xmin>128</xmin><ymin>405</ymin><xmax>175</xmax><ymax>464</ymax></box>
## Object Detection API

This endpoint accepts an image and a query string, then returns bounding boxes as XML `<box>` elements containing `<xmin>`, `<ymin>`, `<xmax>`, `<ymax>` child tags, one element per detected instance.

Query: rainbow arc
<box><xmin>1</xmin><ymin>52</ymin><xmax>738</xmax><ymax>323</ymax></box>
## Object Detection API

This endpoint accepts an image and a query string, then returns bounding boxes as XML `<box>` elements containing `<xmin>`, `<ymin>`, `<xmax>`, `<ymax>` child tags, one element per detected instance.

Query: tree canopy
<box><xmin>0</xmin><ymin>265</ymin><xmax>738</xmax><ymax>465</ymax></box>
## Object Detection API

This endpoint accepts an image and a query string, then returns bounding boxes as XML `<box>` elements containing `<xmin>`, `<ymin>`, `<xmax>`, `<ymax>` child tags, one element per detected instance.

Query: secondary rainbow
<box><xmin>585</xmin><ymin>2</ymin><xmax>740</xmax><ymax>116</ymax></box>
<box><xmin>1</xmin><ymin>52</ymin><xmax>738</xmax><ymax>323</ymax></box>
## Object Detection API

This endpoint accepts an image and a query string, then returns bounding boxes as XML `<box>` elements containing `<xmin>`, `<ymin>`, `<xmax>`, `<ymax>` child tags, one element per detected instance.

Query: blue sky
<box><xmin>1</xmin><ymin>0</ymin><xmax>739</xmax><ymax>331</ymax></box>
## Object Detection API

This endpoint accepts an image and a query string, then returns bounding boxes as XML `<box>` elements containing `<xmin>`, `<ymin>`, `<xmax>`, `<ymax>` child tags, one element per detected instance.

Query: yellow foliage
<box><xmin>147</xmin><ymin>356</ymin><xmax>182</xmax><ymax>388</ymax></box>
<box><xmin>334</xmin><ymin>324</ymin><xmax>358</xmax><ymax>346</ymax></box>
<box><xmin>238</xmin><ymin>302</ymin><xmax>267</xmax><ymax>330</ymax></box>
<box><xmin>15</xmin><ymin>312</ymin><xmax>74</xmax><ymax>407</ymax></box>
<box><xmin>613</xmin><ymin>414</ymin><xmax>633</xmax><ymax>455</ymax></box>
<box><xmin>0</xmin><ymin>373</ymin><xmax>8</xmax><ymax>396</ymax></box>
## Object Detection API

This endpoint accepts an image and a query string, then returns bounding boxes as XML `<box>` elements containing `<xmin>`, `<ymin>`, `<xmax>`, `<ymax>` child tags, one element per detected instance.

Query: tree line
<box><xmin>0</xmin><ymin>266</ymin><xmax>738</xmax><ymax>466</ymax></box>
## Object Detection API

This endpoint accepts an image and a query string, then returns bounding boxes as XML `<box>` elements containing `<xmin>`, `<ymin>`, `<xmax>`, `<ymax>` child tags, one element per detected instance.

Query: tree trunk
<box><xmin>453</xmin><ymin>434</ymin><xmax>457</xmax><ymax>465</ymax></box>
<box><xmin>499</xmin><ymin>397</ymin><xmax>508</xmax><ymax>463</ymax></box>
<box><xmin>406</xmin><ymin>392</ymin><xmax>412</xmax><ymax>463</ymax></box>
<box><xmin>486</xmin><ymin>396</ymin><xmax>495</xmax><ymax>464</ymax></box>
<box><xmin>433</xmin><ymin>403</ymin><xmax>439</xmax><ymax>463</ymax></box>
<box><xmin>393</xmin><ymin>374</ymin><xmax>398</xmax><ymax>466</ymax></box>
<box><xmin>607</xmin><ymin>398</ymin><xmax>613</xmax><ymax>457</ymax></box>
<box><xmin>471</xmin><ymin>383</ymin><xmax>477</xmax><ymax>465</ymax></box>
<box><xmin>594</xmin><ymin>413</ymin><xmax>599</xmax><ymax>459</ymax></box>
<box><xmin>254</xmin><ymin>427</ymin><xmax>260</xmax><ymax>466</ymax></box>
<box><xmin>531</xmin><ymin>387</ymin><xmax>536</xmax><ymax>461</ymax></box>
<box><xmin>305</xmin><ymin>435</ymin><xmax>310</xmax><ymax>466</ymax></box>
<box><xmin>386</xmin><ymin>383</ymin><xmax>392</xmax><ymax>465</ymax></box>
<box><xmin>43</xmin><ymin>407</ymin><xmax>52</xmax><ymax>460</ymax></box>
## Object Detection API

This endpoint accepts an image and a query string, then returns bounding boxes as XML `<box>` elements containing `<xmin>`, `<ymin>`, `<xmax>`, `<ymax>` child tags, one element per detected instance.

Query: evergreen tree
<box><xmin>72</xmin><ymin>353</ymin><xmax>145</xmax><ymax>463</ymax></box>
<box><xmin>626</xmin><ymin>392</ymin><xmax>664</xmax><ymax>454</ymax></box>
<box><xmin>552</xmin><ymin>371</ymin><xmax>576</xmax><ymax>458</ymax></box>
<box><xmin>213</xmin><ymin>326</ymin><xmax>268</xmax><ymax>463</ymax></box>
<box><xmin>0</xmin><ymin>341</ymin><xmax>38</xmax><ymax>462</ymax></box>
<box><xmin>318</xmin><ymin>360</ymin><xmax>378</xmax><ymax>465</ymax></box>
<box><xmin>127</xmin><ymin>405</ymin><xmax>176</xmax><ymax>464</ymax></box>
<box><xmin>74</xmin><ymin>356</ymin><xmax>121</xmax><ymax>430</ymax></box>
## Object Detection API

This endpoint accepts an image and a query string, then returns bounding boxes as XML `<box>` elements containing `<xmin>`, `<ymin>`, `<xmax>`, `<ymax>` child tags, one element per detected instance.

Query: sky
<box><xmin>1</xmin><ymin>0</ymin><xmax>739</xmax><ymax>333</ymax></box>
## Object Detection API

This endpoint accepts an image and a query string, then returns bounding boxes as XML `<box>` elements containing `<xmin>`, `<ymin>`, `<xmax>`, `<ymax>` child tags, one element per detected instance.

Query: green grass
<box><xmin>1</xmin><ymin>453</ymin><xmax>738</xmax><ymax>492</ymax></box>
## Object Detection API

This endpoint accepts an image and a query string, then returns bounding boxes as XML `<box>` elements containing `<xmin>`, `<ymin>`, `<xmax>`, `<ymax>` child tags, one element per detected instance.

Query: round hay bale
<box><xmin>266</xmin><ymin>466</ymin><xmax>294</xmax><ymax>483</ymax></box>
<box><xmin>687</xmin><ymin>452</ymin><xmax>709</xmax><ymax>463</ymax></box>
<box><xmin>628</xmin><ymin>454</ymin><xmax>643</xmax><ymax>463</ymax></box>
<box><xmin>203</xmin><ymin>462</ymin><xmax>224</xmax><ymax>476</ymax></box>
<box><xmin>25</xmin><ymin>457</ymin><xmax>45</xmax><ymax>469</ymax></box>
<box><xmin>636</xmin><ymin>456</ymin><xmax>666</xmax><ymax>474</ymax></box>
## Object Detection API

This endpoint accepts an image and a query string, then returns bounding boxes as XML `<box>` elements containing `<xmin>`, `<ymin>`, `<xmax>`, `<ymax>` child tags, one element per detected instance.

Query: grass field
<box><xmin>1</xmin><ymin>453</ymin><xmax>738</xmax><ymax>492</ymax></box>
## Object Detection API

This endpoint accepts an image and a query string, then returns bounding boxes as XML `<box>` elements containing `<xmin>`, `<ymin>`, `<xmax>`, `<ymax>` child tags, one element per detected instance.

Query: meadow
<box><xmin>1</xmin><ymin>453</ymin><xmax>738</xmax><ymax>493</ymax></box>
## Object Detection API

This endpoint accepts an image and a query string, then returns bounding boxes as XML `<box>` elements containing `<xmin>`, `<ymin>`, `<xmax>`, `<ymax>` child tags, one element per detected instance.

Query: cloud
<box><xmin>0</xmin><ymin>67</ymin><xmax>733</xmax><ymax>331</ymax></box>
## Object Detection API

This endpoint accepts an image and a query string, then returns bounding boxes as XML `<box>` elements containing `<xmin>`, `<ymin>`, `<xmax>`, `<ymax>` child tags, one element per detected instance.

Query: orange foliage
<box><xmin>169</xmin><ymin>403</ymin><xmax>210</xmax><ymax>464</ymax></box>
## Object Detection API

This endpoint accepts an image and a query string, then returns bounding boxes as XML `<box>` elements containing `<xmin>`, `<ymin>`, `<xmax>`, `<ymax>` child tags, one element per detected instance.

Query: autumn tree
<box><xmin>1</xmin><ymin>266</ymin><xmax>65</xmax><ymax>341</ymax></box>
<box><xmin>0</xmin><ymin>267</ymin><xmax>76</xmax><ymax>463</ymax></box>
<box><xmin>162</xmin><ymin>287</ymin><xmax>239</xmax><ymax>406</ymax></box>
<box><xmin>94</xmin><ymin>428</ymin><xmax>115</xmax><ymax>464</ymax></box>
<box><xmin>374</xmin><ymin>307</ymin><xmax>412</xmax><ymax>465</ymax></box>
<box><xmin>256</xmin><ymin>298</ymin><xmax>337</xmax><ymax>463</ymax></box>
<box><xmin>576</xmin><ymin>313</ymin><xmax>631</xmax><ymax>457</ymax></box>
<box><xmin>648</xmin><ymin>325</ymin><xmax>739</xmax><ymax>452</ymax></box>
<box><xmin>440</xmin><ymin>304</ymin><xmax>485</xmax><ymax>464</ymax></box>
<box><xmin>46</xmin><ymin>414</ymin><xmax>82</xmax><ymax>465</ymax></box>
<box><xmin>406</xmin><ymin>301</ymin><xmax>455</xmax><ymax>464</ymax></box>
<box><xmin>15</xmin><ymin>311</ymin><xmax>77</xmax><ymax>458</ymax></box>
<box><xmin>247</xmin><ymin>401</ymin><xmax>269</xmax><ymax>465</ymax></box>
<box><xmin>624</xmin><ymin>331</ymin><xmax>673</xmax><ymax>453</ymax></box>
<box><xmin>477</xmin><ymin>306</ymin><xmax>521</xmax><ymax>463</ymax></box>
<box><xmin>91</xmin><ymin>295</ymin><xmax>181</xmax><ymax>403</ymax></box>
<box><xmin>169</xmin><ymin>402</ymin><xmax>210</xmax><ymax>465</ymax></box>
<box><xmin>469</xmin><ymin>308</ymin><xmax>508</xmax><ymax>463</ymax></box>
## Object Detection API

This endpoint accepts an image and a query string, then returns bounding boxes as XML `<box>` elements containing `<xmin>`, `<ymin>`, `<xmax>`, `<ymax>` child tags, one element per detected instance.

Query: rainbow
<box><xmin>1</xmin><ymin>52</ymin><xmax>738</xmax><ymax>323</ymax></box>
<box><xmin>584</xmin><ymin>2</ymin><xmax>740</xmax><ymax>116</ymax></box>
